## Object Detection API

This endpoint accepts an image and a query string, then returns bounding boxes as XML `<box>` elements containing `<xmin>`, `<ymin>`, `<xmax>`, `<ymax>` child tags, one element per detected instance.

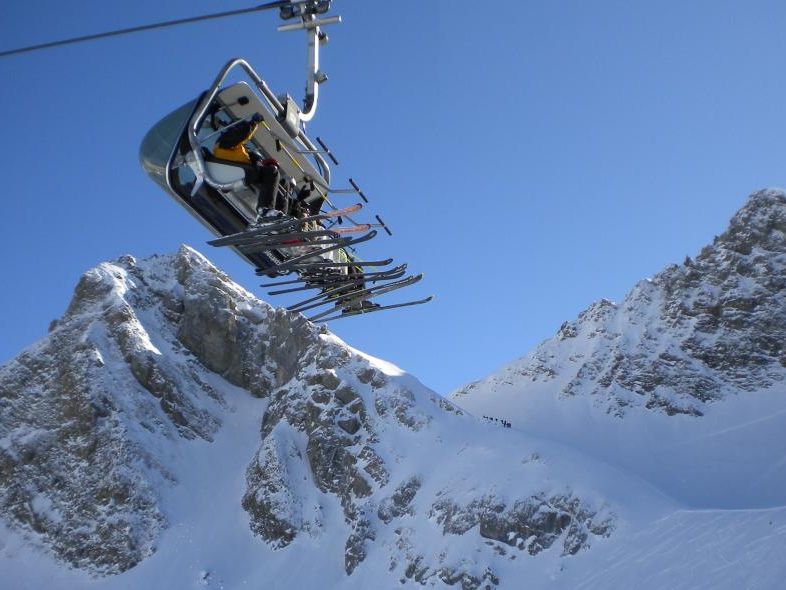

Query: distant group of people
<box><xmin>482</xmin><ymin>416</ymin><xmax>512</xmax><ymax>429</ymax></box>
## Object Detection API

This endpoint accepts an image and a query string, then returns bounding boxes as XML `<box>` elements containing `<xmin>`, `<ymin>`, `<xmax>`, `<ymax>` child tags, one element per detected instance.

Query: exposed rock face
<box><xmin>0</xmin><ymin>247</ymin><xmax>293</xmax><ymax>574</ymax></box>
<box><xmin>454</xmin><ymin>189</ymin><xmax>786</xmax><ymax>417</ymax></box>
<box><xmin>430</xmin><ymin>493</ymin><xmax>613</xmax><ymax>557</ymax></box>
<box><xmin>378</xmin><ymin>476</ymin><xmax>421</xmax><ymax>524</ymax></box>
<box><xmin>0</xmin><ymin>246</ymin><xmax>619</xmax><ymax>585</ymax></box>
<box><xmin>239</xmin><ymin>323</ymin><xmax>616</xmax><ymax>581</ymax></box>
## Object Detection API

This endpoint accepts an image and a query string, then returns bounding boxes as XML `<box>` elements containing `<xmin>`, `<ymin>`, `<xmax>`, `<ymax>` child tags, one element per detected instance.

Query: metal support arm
<box><xmin>277</xmin><ymin>11</ymin><xmax>341</xmax><ymax>122</ymax></box>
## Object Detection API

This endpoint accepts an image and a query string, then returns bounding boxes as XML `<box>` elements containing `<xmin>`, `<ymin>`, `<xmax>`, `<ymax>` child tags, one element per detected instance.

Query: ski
<box><xmin>269</xmin><ymin>278</ymin><xmax>364</xmax><ymax>297</ymax></box>
<box><xmin>239</xmin><ymin>235</ymin><xmax>348</xmax><ymax>254</ymax></box>
<box><xmin>267</xmin><ymin>265</ymin><xmax>407</xmax><ymax>295</ymax></box>
<box><xmin>235</xmin><ymin>224</ymin><xmax>370</xmax><ymax>253</ymax></box>
<box><xmin>290</xmin><ymin>273</ymin><xmax>423</xmax><ymax>315</ymax></box>
<box><xmin>287</xmin><ymin>279</ymin><xmax>370</xmax><ymax>311</ymax></box>
<box><xmin>259</xmin><ymin>230</ymin><xmax>378</xmax><ymax>274</ymax></box>
<box><xmin>284</xmin><ymin>258</ymin><xmax>393</xmax><ymax>271</ymax></box>
<box><xmin>234</xmin><ymin>228</ymin><xmax>342</xmax><ymax>250</ymax></box>
<box><xmin>311</xmin><ymin>296</ymin><xmax>434</xmax><ymax>323</ymax></box>
<box><xmin>208</xmin><ymin>203</ymin><xmax>363</xmax><ymax>247</ymax></box>
<box><xmin>260</xmin><ymin>263</ymin><xmax>406</xmax><ymax>288</ymax></box>
<box><xmin>333</xmin><ymin>224</ymin><xmax>371</xmax><ymax>235</ymax></box>
<box><xmin>287</xmin><ymin>271</ymin><xmax>413</xmax><ymax>311</ymax></box>
<box><xmin>233</xmin><ymin>223</ymin><xmax>369</xmax><ymax>251</ymax></box>
<box><xmin>257</xmin><ymin>257</ymin><xmax>394</xmax><ymax>276</ymax></box>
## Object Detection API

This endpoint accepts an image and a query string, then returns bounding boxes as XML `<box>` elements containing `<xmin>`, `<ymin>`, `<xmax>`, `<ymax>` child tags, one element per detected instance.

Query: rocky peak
<box><xmin>718</xmin><ymin>188</ymin><xmax>786</xmax><ymax>254</ymax></box>
<box><xmin>1</xmin><ymin>245</ymin><xmax>630</xmax><ymax>587</ymax></box>
<box><xmin>0</xmin><ymin>246</ymin><xmax>279</xmax><ymax>573</ymax></box>
<box><xmin>455</xmin><ymin>189</ymin><xmax>786</xmax><ymax>418</ymax></box>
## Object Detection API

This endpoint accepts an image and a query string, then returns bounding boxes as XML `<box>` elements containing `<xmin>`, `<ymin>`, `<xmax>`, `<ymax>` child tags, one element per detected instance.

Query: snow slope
<box><xmin>1</xmin><ymin>245</ymin><xmax>675</xmax><ymax>590</ymax></box>
<box><xmin>3</xmin><ymin>191</ymin><xmax>786</xmax><ymax>588</ymax></box>
<box><xmin>450</xmin><ymin>190</ymin><xmax>786</xmax><ymax>585</ymax></box>
<box><xmin>561</xmin><ymin>506</ymin><xmax>786</xmax><ymax>590</ymax></box>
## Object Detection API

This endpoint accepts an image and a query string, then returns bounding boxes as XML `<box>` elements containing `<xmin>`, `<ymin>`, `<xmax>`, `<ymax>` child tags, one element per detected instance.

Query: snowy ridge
<box><xmin>455</xmin><ymin>189</ymin><xmax>786</xmax><ymax>417</ymax></box>
<box><xmin>4</xmin><ymin>190</ymin><xmax>786</xmax><ymax>588</ymax></box>
<box><xmin>448</xmin><ymin>190</ymin><xmax>786</xmax><ymax>585</ymax></box>
<box><xmin>0</xmin><ymin>245</ymin><xmax>672</xmax><ymax>589</ymax></box>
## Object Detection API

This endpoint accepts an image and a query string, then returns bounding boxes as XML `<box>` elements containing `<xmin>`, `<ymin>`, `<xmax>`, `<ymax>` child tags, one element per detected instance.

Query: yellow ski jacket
<box><xmin>213</xmin><ymin>120</ymin><xmax>260</xmax><ymax>164</ymax></box>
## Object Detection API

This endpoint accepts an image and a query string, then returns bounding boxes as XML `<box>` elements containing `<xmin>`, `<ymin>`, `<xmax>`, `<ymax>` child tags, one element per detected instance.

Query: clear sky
<box><xmin>1</xmin><ymin>1</ymin><xmax>785</xmax><ymax>394</ymax></box>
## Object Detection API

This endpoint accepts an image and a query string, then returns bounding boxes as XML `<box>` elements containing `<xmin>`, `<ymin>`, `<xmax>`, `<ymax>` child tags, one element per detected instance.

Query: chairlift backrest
<box><xmin>214</xmin><ymin>81</ymin><xmax>327</xmax><ymax>197</ymax></box>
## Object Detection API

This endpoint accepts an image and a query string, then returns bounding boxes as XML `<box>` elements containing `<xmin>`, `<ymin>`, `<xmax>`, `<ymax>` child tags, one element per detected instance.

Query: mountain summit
<box><xmin>457</xmin><ymin>189</ymin><xmax>786</xmax><ymax>418</ymax></box>
<box><xmin>452</xmin><ymin>189</ymin><xmax>786</xmax><ymax>509</ymax></box>
<box><xmin>1</xmin><ymin>246</ymin><xmax>644</xmax><ymax>589</ymax></box>
<box><xmin>2</xmin><ymin>190</ymin><xmax>785</xmax><ymax>589</ymax></box>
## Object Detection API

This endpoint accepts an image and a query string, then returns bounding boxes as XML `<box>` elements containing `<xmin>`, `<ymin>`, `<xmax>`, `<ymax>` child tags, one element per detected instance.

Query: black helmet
<box><xmin>251</xmin><ymin>113</ymin><xmax>263</xmax><ymax>124</ymax></box>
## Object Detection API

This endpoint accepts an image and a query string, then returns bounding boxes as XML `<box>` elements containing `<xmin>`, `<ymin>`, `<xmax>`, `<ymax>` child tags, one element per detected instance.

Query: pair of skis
<box><xmin>206</xmin><ymin>202</ymin><xmax>432</xmax><ymax>321</ymax></box>
<box><xmin>310</xmin><ymin>295</ymin><xmax>435</xmax><ymax>323</ymax></box>
<box><xmin>271</xmin><ymin>269</ymin><xmax>431</xmax><ymax>322</ymax></box>
<box><xmin>208</xmin><ymin>203</ymin><xmax>364</xmax><ymax>248</ymax></box>
<box><xmin>302</xmin><ymin>273</ymin><xmax>426</xmax><ymax>321</ymax></box>
<box><xmin>265</xmin><ymin>264</ymin><xmax>408</xmax><ymax>295</ymax></box>
<box><xmin>288</xmin><ymin>273</ymin><xmax>421</xmax><ymax>313</ymax></box>
<box><xmin>210</xmin><ymin>203</ymin><xmax>380</xmax><ymax>275</ymax></box>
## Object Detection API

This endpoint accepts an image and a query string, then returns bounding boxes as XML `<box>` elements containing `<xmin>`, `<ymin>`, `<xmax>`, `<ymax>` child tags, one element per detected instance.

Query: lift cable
<box><xmin>0</xmin><ymin>1</ymin><xmax>290</xmax><ymax>59</ymax></box>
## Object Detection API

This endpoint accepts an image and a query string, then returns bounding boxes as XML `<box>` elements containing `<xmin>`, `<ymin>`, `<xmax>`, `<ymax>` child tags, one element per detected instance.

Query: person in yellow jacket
<box><xmin>213</xmin><ymin>113</ymin><xmax>264</xmax><ymax>164</ymax></box>
<box><xmin>213</xmin><ymin>113</ymin><xmax>285</xmax><ymax>219</ymax></box>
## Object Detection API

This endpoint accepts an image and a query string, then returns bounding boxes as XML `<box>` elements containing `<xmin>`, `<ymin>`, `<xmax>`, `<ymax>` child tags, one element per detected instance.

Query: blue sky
<box><xmin>1</xmin><ymin>1</ymin><xmax>785</xmax><ymax>394</ymax></box>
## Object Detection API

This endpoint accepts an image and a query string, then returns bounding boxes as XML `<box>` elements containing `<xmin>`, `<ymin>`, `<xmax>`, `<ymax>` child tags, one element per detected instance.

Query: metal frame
<box><xmin>278</xmin><ymin>13</ymin><xmax>342</xmax><ymax>122</ymax></box>
<box><xmin>186</xmin><ymin>58</ymin><xmax>332</xmax><ymax>195</ymax></box>
<box><xmin>138</xmin><ymin>1</ymin><xmax>432</xmax><ymax>318</ymax></box>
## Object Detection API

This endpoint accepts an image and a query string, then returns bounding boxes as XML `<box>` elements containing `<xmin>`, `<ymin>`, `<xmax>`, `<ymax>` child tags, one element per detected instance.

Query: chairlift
<box><xmin>2</xmin><ymin>1</ymin><xmax>432</xmax><ymax>321</ymax></box>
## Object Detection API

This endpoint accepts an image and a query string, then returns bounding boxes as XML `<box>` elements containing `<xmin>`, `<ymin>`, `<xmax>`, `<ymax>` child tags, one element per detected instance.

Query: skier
<box><xmin>340</xmin><ymin>260</ymin><xmax>380</xmax><ymax>313</ymax></box>
<box><xmin>255</xmin><ymin>158</ymin><xmax>283</xmax><ymax>217</ymax></box>
<box><xmin>212</xmin><ymin>114</ymin><xmax>287</xmax><ymax>220</ymax></box>
<box><xmin>295</xmin><ymin>182</ymin><xmax>325</xmax><ymax>216</ymax></box>
<box><xmin>213</xmin><ymin>113</ymin><xmax>264</xmax><ymax>165</ymax></box>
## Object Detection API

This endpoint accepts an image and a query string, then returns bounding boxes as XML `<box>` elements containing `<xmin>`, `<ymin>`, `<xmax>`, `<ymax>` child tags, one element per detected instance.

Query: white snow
<box><xmin>0</xmin><ymin>332</ymin><xmax>682</xmax><ymax>590</ymax></box>
<box><xmin>563</xmin><ymin>507</ymin><xmax>786</xmax><ymax>590</ymax></box>
<box><xmin>4</xmin><ymin>226</ymin><xmax>786</xmax><ymax>588</ymax></box>
<box><xmin>446</xmin><ymin>190</ymin><xmax>786</xmax><ymax>587</ymax></box>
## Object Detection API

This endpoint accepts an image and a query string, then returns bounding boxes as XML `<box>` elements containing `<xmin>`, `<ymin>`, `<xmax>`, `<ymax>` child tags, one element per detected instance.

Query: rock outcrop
<box><xmin>454</xmin><ymin>189</ymin><xmax>786</xmax><ymax>418</ymax></box>
<box><xmin>0</xmin><ymin>245</ymin><xmax>623</xmax><ymax>585</ymax></box>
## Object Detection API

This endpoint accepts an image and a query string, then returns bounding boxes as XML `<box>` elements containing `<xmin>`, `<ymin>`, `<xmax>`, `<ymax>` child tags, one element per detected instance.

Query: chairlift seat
<box><xmin>197</xmin><ymin>148</ymin><xmax>260</xmax><ymax>218</ymax></box>
<box><xmin>201</xmin><ymin>147</ymin><xmax>255</xmax><ymax>184</ymax></box>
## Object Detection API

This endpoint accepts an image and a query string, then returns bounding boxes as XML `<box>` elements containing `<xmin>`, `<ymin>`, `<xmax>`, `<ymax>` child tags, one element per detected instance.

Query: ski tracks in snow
<box><xmin>565</xmin><ymin>506</ymin><xmax>786</xmax><ymax>590</ymax></box>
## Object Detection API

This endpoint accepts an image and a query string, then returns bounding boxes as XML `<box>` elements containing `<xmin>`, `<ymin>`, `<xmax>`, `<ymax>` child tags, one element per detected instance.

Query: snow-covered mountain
<box><xmin>2</xmin><ymin>190</ymin><xmax>785</xmax><ymax>589</ymax></box>
<box><xmin>0</xmin><ymin>245</ymin><xmax>665</xmax><ymax>590</ymax></box>
<box><xmin>455</xmin><ymin>189</ymin><xmax>786</xmax><ymax>419</ymax></box>
<box><xmin>450</xmin><ymin>189</ymin><xmax>786</xmax><ymax>585</ymax></box>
